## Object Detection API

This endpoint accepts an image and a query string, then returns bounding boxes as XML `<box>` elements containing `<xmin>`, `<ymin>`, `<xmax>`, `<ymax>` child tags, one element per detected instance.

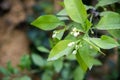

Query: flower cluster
<box><xmin>68</xmin><ymin>41</ymin><xmax>83</xmax><ymax>55</ymax></box>
<box><xmin>68</xmin><ymin>42</ymin><xmax>75</xmax><ymax>47</ymax></box>
<box><xmin>70</xmin><ymin>27</ymin><xmax>80</xmax><ymax>37</ymax></box>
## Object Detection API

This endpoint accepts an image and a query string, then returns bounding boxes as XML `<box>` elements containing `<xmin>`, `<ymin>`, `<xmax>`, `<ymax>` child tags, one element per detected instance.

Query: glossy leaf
<box><xmin>76</xmin><ymin>41</ymin><xmax>102</xmax><ymax>71</ymax></box>
<box><xmin>96</xmin><ymin>12</ymin><xmax>120</xmax><ymax>30</ymax></box>
<box><xmin>85</xmin><ymin>19</ymin><xmax>92</xmax><ymax>31</ymax></box>
<box><xmin>68</xmin><ymin>22</ymin><xmax>84</xmax><ymax>32</ymax></box>
<box><xmin>31</xmin><ymin>15</ymin><xmax>65</xmax><ymax>30</ymax></box>
<box><xmin>47</xmin><ymin>40</ymin><xmax>74</xmax><ymax>61</ymax></box>
<box><xmin>96</xmin><ymin>0</ymin><xmax>120</xmax><ymax>7</ymax></box>
<box><xmin>65</xmin><ymin>34</ymin><xmax>77</xmax><ymax>41</ymax></box>
<box><xmin>57</xmin><ymin>16</ymin><xmax>69</xmax><ymax>21</ymax></box>
<box><xmin>76</xmin><ymin>52</ymin><xmax>88</xmax><ymax>72</ymax></box>
<box><xmin>83</xmin><ymin>37</ymin><xmax>101</xmax><ymax>53</ymax></box>
<box><xmin>64</xmin><ymin>0</ymin><xmax>87</xmax><ymax>24</ymax></box>
<box><xmin>100</xmin><ymin>11</ymin><xmax>119</xmax><ymax>16</ymax></box>
<box><xmin>90</xmin><ymin>35</ymin><xmax>119</xmax><ymax>49</ymax></box>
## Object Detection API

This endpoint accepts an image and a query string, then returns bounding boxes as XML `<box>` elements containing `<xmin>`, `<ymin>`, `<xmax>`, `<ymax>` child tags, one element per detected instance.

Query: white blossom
<box><xmin>73</xmin><ymin>27</ymin><xmax>77</xmax><ymax>32</ymax></box>
<box><xmin>72</xmin><ymin>50</ymin><xmax>77</xmax><ymax>54</ymax></box>
<box><xmin>91</xmin><ymin>30</ymin><xmax>94</xmax><ymax>34</ymax></box>
<box><xmin>52</xmin><ymin>31</ymin><xmax>59</xmax><ymax>38</ymax></box>
<box><xmin>70</xmin><ymin>32</ymin><xmax>74</xmax><ymax>35</ymax></box>
<box><xmin>52</xmin><ymin>33</ymin><xmax>56</xmax><ymax>38</ymax></box>
<box><xmin>68</xmin><ymin>42</ymin><xmax>75</xmax><ymax>47</ymax></box>
<box><xmin>73</xmin><ymin>31</ymin><xmax>79</xmax><ymax>37</ymax></box>
<box><xmin>70</xmin><ymin>27</ymin><xmax>80</xmax><ymax>37</ymax></box>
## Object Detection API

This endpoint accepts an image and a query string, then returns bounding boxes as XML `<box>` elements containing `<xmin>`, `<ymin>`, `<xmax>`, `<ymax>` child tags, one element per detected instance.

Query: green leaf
<box><xmin>64</xmin><ymin>0</ymin><xmax>87</xmax><ymax>24</ymax></box>
<box><xmin>31</xmin><ymin>15</ymin><xmax>65</xmax><ymax>30</ymax></box>
<box><xmin>47</xmin><ymin>40</ymin><xmax>74</xmax><ymax>61</ymax></box>
<box><xmin>53</xmin><ymin>59</ymin><xmax>63</xmax><ymax>72</ymax></box>
<box><xmin>85</xmin><ymin>19</ymin><xmax>92</xmax><ymax>31</ymax></box>
<box><xmin>6</xmin><ymin>61</ymin><xmax>19</xmax><ymax>74</ymax></box>
<box><xmin>83</xmin><ymin>37</ymin><xmax>101</xmax><ymax>53</ymax></box>
<box><xmin>57</xmin><ymin>9</ymin><xmax>67</xmax><ymax>16</ymax></box>
<box><xmin>96</xmin><ymin>12</ymin><xmax>120</xmax><ymax>30</ymax></box>
<box><xmin>91</xmin><ymin>59</ymin><xmax>102</xmax><ymax>66</ymax></box>
<box><xmin>42</xmin><ymin>70</ymin><xmax>53</xmax><ymax>80</ymax></box>
<box><xmin>66</xmin><ymin>54</ymin><xmax>76</xmax><ymax>60</ymax></box>
<box><xmin>19</xmin><ymin>55</ymin><xmax>31</xmax><ymax>70</ymax></box>
<box><xmin>96</xmin><ymin>0</ymin><xmax>120</xmax><ymax>7</ymax></box>
<box><xmin>57</xmin><ymin>9</ymin><xmax>69</xmax><ymax>20</ymax></box>
<box><xmin>68</xmin><ymin>22</ymin><xmax>84</xmax><ymax>32</ymax></box>
<box><xmin>90</xmin><ymin>35</ymin><xmax>119</xmax><ymax>49</ymax></box>
<box><xmin>85</xmin><ymin>5</ymin><xmax>94</xmax><ymax>10</ymax></box>
<box><xmin>52</xmin><ymin>29</ymin><xmax>65</xmax><ymax>40</ymax></box>
<box><xmin>65</xmin><ymin>34</ymin><xmax>77</xmax><ymax>41</ymax></box>
<box><xmin>31</xmin><ymin>54</ymin><xmax>45</xmax><ymax>67</ymax></box>
<box><xmin>37</xmin><ymin>46</ymin><xmax>49</xmax><ymax>53</ymax></box>
<box><xmin>100</xmin><ymin>11</ymin><xmax>119</xmax><ymax>16</ymax></box>
<box><xmin>61</xmin><ymin>63</ymin><xmax>71</xmax><ymax>80</ymax></box>
<box><xmin>73</xmin><ymin>67</ymin><xmax>85</xmax><ymax>80</ymax></box>
<box><xmin>57</xmin><ymin>16</ymin><xmax>69</xmax><ymax>21</ymax></box>
<box><xmin>76</xmin><ymin>41</ymin><xmax>102</xmax><ymax>71</ymax></box>
<box><xmin>76</xmin><ymin>52</ymin><xmax>88</xmax><ymax>72</ymax></box>
<box><xmin>0</xmin><ymin>66</ymin><xmax>11</xmax><ymax>76</ymax></box>
<box><xmin>108</xmin><ymin>29</ymin><xmax>120</xmax><ymax>39</ymax></box>
<box><xmin>14</xmin><ymin>76</ymin><xmax>31</xmax><ymax>80</ymax></box>
<box><xmin>7</xmin><ymin>62</ymin><xmax>13</xmax><ymax>72</ymax></box>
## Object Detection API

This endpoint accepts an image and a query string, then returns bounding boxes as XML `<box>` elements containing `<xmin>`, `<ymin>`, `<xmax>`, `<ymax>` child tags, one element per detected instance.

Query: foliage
<box><xmin>0</xmin><ymin>58</ymin><xmax>31</xmax><ymax>80</ymax></box>
<box><xmin>1</xmin><ymin>0</ymin><xmax>120</xmax><ymax>80</ymax></box>
<box><xmin>31</xmin><ymin>0</ymin><xmax>120</xmax><ymax>74</ymax></box>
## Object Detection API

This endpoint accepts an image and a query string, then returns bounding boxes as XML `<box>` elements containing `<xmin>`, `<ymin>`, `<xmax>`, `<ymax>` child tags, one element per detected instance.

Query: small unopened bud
<box><xmin>73</xmin><ymin>32</ymin><xmax>79</xmax><ymax>37</ymax></box>
<box><xmin>72</xmin><ymin>50</ymin><xmax>77</xmax><ymax>54</ymax></box>
<box><xmin>70</xmin><ymin>32</ymin><xmax>74</xmax><ymax>35</ymax></box>
<box><xmin>91</xmin><ymin>30</ymin><xmax>94</xmax><ymax>34</ymax></box>
<box><xmin>68</xmin><ymin>42</ymin><xmax>75</xmax><ymax>47</ymax></box>
<box><xmin>52</xmin><ymin>33</ymin><xmax>56</xmax><ymax>38</ymax></box>
<box><xmin>73</xmin><ymin>27</ymin><xmax>77</xmax><ymax>32</ymax></box>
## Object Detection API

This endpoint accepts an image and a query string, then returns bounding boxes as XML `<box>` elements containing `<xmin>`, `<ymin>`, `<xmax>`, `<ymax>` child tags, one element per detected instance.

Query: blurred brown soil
<box><xmin>0</xmin><ymin>0</ymin><xmax>35</xmax><ymax>67</ymax></box>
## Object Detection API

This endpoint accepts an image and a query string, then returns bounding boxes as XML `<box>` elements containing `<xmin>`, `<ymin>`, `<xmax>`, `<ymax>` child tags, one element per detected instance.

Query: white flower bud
<box><xmin>72</xmin><ymin>50</ymin><xmax>77</xmax><ymax>54</ymax></box>
<box><xmin>73</xmin><ymin>32</ymin><xmax>79</xmax><ymax>37</ymax></box>
<box><xmin>73</xmin><ymin>27</ymin><xmax>77</xmax><ymax>32</ymax></box>
<box><xmin>70</xmin><ymin>32</ymin><xmax>74</xmax><ymax>35</ymax></box>
<box><xmin>91</xmin><ymin>30</ymin><xmax>94</xmax><ymax>34</ymax></box>
<box><xmin>52</xmin><ymin>33</ymin><xmax>56</xmax><ymax>38</ymax></box>
<box><xmin>68</xmin><ymin>42</ymin><xmax>75</xmax><ymax>47</ymax></box>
